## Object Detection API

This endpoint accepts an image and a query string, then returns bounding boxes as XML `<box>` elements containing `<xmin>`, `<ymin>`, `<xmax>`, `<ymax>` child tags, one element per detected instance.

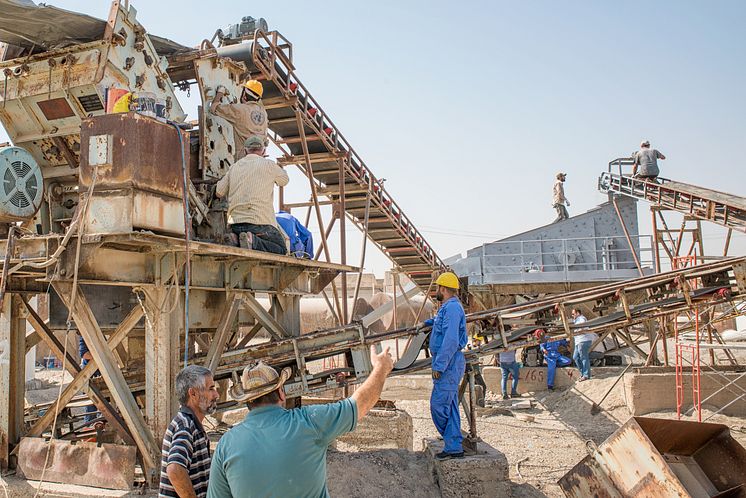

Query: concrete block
<box><xmin>423</xmin><ymin>438</ymin><xmax>511</xmax><ymax>497</ymax></box>
<box><xmin>338</xmin><ymin>408</ymin><xmax>413</xmax><ymax>450</ymax></box>
<box><xmin>482</xmin><ymin>366</ymin><xmax>581</xmax><ymax>394</ymax></box>
<box><xmin>382</xmin><ymin>373</ymin><xmax>432</xmax><ymax>400</ymax></box>
<box><xmin>623</xmin><ymin>367</ymin><xmax>746</xmax><ymax>416</ymax></box>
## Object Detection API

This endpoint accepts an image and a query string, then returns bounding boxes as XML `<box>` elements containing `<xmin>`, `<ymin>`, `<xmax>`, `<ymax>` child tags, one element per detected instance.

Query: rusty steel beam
<box><xmin>23</xmin><ymin>299</ymin><xmax>140</xmax><ymax>444</ymax></box>
<box><xmin>204</xmin><ymin>295</ymin><xmax>242</xmax><ymax>372</ymax></box>
<box><xmin>52</xmin><ymin>281</ymin><xmax>159</xmax><ymax>483</ymax></box>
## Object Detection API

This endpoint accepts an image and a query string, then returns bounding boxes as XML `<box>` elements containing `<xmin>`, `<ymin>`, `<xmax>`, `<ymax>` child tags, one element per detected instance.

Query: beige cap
<box><xmin>556</xmin><ymin>172</ymin><xmax>567</xmax><ymax>179</ymax></box>
<box><xmin>230</xmin><ymin>362</ymin><xmax>291</xmax><ymax>403</ymax></box>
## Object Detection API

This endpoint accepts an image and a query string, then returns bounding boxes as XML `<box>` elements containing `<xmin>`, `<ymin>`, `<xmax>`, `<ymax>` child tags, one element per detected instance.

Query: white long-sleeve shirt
<box><xmin>553</xmin><ymin>180</ymin><xmax>568</xmax><ymax>205</ymax></box>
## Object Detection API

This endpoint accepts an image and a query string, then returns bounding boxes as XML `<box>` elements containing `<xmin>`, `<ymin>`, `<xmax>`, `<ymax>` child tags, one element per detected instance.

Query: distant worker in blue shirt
<box><xmin>535</xmin><ymin>329</ymin><xmax>572</xmax><ymax>391</ymax></box>
<box><xmin>422</xmin><ymin>271</ymin><xmax>467</xmax><ymax>460</ymax></box>
<box><xmin>276</xmin><ymin>210</ymin><xmax>313</xmax><ymax>258</ymax></box>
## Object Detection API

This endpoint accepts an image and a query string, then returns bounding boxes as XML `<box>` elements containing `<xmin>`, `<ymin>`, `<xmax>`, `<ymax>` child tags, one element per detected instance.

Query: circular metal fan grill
<box><xmin>3</xmin><ymin>160</ymin><xmax>38</xmax><ymax>209</ymax></box>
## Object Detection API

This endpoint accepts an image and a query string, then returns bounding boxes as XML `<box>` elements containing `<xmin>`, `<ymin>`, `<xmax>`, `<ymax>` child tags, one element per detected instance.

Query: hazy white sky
<box><xmin>2</xmin><ymin>0</ymin><xmax>744</xmax><ymax>275</ymax></box>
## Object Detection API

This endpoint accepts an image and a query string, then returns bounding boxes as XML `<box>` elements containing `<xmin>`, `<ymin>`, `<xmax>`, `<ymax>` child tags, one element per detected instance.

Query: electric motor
<box><xmin>0</xmin><ymin>146</ymin><xmax>43</xmax><ymax>223</ymax></box>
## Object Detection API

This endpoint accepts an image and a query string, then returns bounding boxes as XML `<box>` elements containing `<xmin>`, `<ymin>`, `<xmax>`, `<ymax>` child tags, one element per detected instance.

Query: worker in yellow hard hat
<box><xmin>209</xmin><ymin>79</ymin><xmax>268</xmax><ymax>160</ymax></box>
<box><xmin>418</xmin><ymin>271</ymin><xmax>467</xmax><ymax>460</ymax></box>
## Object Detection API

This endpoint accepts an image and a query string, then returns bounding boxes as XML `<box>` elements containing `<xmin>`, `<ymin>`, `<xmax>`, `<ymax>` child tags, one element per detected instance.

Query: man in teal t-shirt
<box><xmin>207</xmin><ymin>346</ymin><xmax>393</xmax><ymax>498</ymax></box>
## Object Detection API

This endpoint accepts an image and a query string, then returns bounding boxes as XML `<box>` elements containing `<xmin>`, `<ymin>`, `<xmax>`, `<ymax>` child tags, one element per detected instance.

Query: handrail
<box><xmin>250</xmin><ymin>30</ymin><xmax>446</xmax><ymax>273</ymax></box>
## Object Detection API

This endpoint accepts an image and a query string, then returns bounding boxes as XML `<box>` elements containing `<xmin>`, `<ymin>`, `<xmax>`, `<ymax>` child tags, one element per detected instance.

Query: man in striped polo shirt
<box><xmin>160</xmin><ymin>365</ymin><xmax>219</xmax><ymax>498</ymax></box>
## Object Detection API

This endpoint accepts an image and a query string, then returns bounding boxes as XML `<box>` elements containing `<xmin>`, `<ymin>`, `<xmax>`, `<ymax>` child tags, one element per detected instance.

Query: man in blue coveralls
<box><xmin>535</xmin><ymin>329</ymin><xmax>572</xmax><ymax>391</ymax></box>
<box><xmin>422</xmin><ymin>271</ymin><xmax>467</xmax><ymax>460</ymax></box>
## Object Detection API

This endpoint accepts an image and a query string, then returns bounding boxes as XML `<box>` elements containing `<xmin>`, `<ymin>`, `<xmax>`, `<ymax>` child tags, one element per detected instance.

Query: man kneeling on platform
<box><xmin>215</xmin><ymin>135</ymin><xmax>289</xmax><ymax>254</ymax></box>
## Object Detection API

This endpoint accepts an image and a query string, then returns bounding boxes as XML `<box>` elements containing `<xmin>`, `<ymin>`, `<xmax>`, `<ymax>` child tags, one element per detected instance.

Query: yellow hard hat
<box><xmin>435</xmin><ymin>272</ymin><xmax>459</xmax><ymax>290</ymax></box>
<box><xmin>243</xmin><ymin>79</ymin><xmax>263</xmax><ymax>98</ymax></box>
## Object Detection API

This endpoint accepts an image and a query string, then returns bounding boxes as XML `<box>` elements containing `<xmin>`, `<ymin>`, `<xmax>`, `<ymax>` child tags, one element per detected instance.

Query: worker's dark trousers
<box><xmin>231</xmin><ymin>223</ymin><xmax>287</xmax><ymax>255</ymax></box>
<box><xmin>553</xmin><ymin>204</ymin><xmax>569</xmax><ymax>223</ymax></box>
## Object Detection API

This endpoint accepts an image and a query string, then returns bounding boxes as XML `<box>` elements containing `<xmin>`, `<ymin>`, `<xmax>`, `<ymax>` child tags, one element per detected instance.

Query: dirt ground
<box><xmin>394</xmin><ymin>366</ymin><xmax>746</xmax><ymax>498</ymax></box>
<box><xmin>19</xmin><ymin>360</ymin><xmax>746</xmax><ymax>498</ymax></box>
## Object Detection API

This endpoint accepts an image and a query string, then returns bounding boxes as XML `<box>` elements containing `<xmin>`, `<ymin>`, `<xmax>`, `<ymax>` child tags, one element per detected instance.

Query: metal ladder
<box><xmin>246</xmin><ymin>31</ymin><xmax>447</xmax><ymax>292</ymax></box>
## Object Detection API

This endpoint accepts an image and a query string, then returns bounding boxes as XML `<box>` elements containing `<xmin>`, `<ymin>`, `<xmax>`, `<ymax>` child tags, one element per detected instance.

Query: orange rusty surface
<box><xmin>559</xmin><ymin>417</ymin><xmax>746</xmax><ymax>497</ymax></box>
<box><xmin>79</xmin><ymin>112</ymin><xmax>188</xmax><ymax>198</ymax></box>
<box><xmin>16</xmin><ymin>437</ymin><xmax>136</xmax><ymax>490</ymax></box>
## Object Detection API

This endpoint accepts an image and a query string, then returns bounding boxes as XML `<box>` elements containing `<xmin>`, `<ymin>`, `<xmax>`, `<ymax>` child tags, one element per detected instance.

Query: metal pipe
<box><xmin>612</xmin><ymin>196</ymin><xmax>644</xmax><ymax>277</ymax></box>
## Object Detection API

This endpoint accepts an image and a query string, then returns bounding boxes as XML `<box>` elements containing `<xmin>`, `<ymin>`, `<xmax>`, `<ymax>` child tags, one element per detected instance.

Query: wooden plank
<box><xmin>360</xmin><ymin>285</ymin><xmax>419</xmax><ymax>328</ymax></box>
<box><xmin>143</xmin><ymin>287</ymin><xmax>178</xmax><ymax>448</ymax></box>
<box><xmin>241</xmin><ymin>294</ymin><xmax>288</xmax><ymax>340</ymax></box>
<box><xmin>235</xmin><ymin>322</ymin><xmax>263</xmax><ymax>349</ymax></box>
<box><xmin>204</xmin><ymin>295</ymin><xmax>242</xmax><ymax>373</ymax></box>
<box><xmin>24</xmin><ymin>301</ymin><xmax>142</xmax><ymax>442</ymax></box>
<box><xmin>52</xmin><ymin>282</ymin><xmax>159</xmax><ymax>483</ymax></box>
<box><xmin>0</xmin><ymin>295</ymin><xmax>24</xmax><ymax>470</ymax></box>
<box><xmin>664</xmin><ymin>181</ymin><xmax>746</xmax><ymax>212</ymax></box>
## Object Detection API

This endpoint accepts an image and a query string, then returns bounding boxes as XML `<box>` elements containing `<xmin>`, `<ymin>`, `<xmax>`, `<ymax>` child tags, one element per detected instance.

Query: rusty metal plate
<box><xmin>36</xmin><ymin>98</ymin><xmax>76</xmax><ymax>120</ymax></box>
<box><xmin>79</xmin><ymin>112</ymin><xmax>189</xmax><ymax>198</ymax></box>
<box><xmin>16</xmin><ymin>437</ymin><xmax>136</xmax><ymax>490</ymax></box>
<box><xmin>559</xmin><ymin>417</ymin><xmax>746</xmax><ymax>498</ymax></box>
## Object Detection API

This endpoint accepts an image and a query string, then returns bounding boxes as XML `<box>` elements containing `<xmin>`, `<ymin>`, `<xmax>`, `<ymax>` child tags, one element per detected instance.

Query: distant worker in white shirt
<box><xmin>571</xmin><ymin>308</ymin><xmax>597</xmax><ymax>381</ymax></box>
<box><xmin>215</xmin><ymin>135</ymin><xmax>289</xmax><ymax>254</ymax></box>
<box><xmin>632</xmin><ymin>140</ymin><xmax>666</xmax><ymax>181</ymax></box>
<box><xmin>552</xmin><ymin>172</ymin><xmax>570</xmax><ymax>223</ymax></box>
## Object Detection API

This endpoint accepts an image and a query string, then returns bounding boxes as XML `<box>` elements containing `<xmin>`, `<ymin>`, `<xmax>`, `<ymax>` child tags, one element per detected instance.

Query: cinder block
<box><xmin>338</xmin><ymin>408</ymin><xmax>413</xmax><ymax>450</ymax></box>
<box><xmin>382</xmin><ymin>373</ymin><xmax>433</xmax><ymax>400</ymax></box>
<box><xmin>482</xmin><ymin>366</ymin><xmax>581</xmax><ymax>394</ymax></box>
<box><xmin>423</xmin><ymin>438</ymin><xmax>511</xmax><ymax>497</ymax></box>
<box><xmin>624</xmin><ymin>368</ymin><xmax>746</xmax><ymax>416</ymax></box>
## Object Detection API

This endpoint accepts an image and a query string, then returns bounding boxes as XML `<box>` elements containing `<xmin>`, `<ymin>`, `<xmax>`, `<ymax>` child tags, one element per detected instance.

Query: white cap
<box><xmin>640</xmin><ymin>140</ymin><xmax>650</xmax><ymax>147</ymax></box>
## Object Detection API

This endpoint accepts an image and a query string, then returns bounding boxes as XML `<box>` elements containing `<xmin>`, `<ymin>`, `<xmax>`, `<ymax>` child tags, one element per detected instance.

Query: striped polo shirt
<box><xmin>159</xmin><ymin>406</ymin><xmax>211</xmax><ymax>498</ymax></box>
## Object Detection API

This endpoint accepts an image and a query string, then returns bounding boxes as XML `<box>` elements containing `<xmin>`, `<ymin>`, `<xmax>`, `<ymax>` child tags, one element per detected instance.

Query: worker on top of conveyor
<box><xmin>215</xmin><ymin>135</ymin><xmax>289</xmax><ymax>254</ymax></box>
<box><xmin>209</xmin><ymin>79</ymin><xmax>268</xmax><ymax>161</ymax></box>
<box><xmin>534</xmin><ymin>329</ymin><xmax>571</xmax><ymax>391</ymax></box>
<box><xmin>552</xmin><ymin>172</ymin><xmax>571</xmax><ymax>223</ymax></box>
<box><xmin>421</xmin><ymin>271</ymin><xmax>467</xmax><ymax>460</ymax></box>
<box><xmin>632</xmin><ymin>140</ymin><xmax>666</xmax><ymax>181</ymax></box>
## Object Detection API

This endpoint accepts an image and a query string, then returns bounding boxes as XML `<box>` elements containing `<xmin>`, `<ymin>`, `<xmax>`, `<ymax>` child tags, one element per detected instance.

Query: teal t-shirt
<box><xmin>207</xmin><ymin>398</ymin><xmax>358</xmax><ymax>498</ymax></box>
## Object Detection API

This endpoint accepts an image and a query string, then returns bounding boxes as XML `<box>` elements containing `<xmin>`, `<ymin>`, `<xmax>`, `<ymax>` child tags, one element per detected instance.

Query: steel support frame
<box><xmin>52</xmin><ymin>281</ymin><xmax>160</xmax><ymax>484</ymax></box>
<box><xmin>0</xmin><ymin>295</ymin><xmax>25</xmax><ymax>471</ymax></box>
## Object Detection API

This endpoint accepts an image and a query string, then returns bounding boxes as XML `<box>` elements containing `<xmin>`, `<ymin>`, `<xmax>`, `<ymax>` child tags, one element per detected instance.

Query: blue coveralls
<box><xmin>425</xmin><ymin>297</ymin><xmax>467</xmax><ymax>454</ymax></box>
<box><xmin>540</xmin><ymin>338</ymin><xmax>572</xmax><ymax>388</ymax></box>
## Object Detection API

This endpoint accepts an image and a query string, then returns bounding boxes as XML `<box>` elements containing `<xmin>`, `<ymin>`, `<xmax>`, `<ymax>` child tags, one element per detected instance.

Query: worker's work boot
<box><xmin>502</xmin><ymin>392</ymin><xmax>510</xmax><ymax>401</ymax></box>
<box><xmin>239</xmin><ymin>232</ymin><xmax>254</xmax><ymax>249</ymax></box>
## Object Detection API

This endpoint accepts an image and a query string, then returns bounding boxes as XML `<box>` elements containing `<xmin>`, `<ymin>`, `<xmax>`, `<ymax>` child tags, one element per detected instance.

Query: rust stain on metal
<box><xmin>37</xmin><ymin>98</ymin><xmax>76</xmax><ymax>120</ymax></box>
<box><xmin>80</xmin><ymin>112</ymin><xmax>187</xmax><ymax>198</ymax></box>
<box><xmin>559</xmin><ymin>417</ymin><xmax>746</xmax><ymax>498</ymax></box>
<box><xmin>16</xmin><ymin>437</ymin><xmax>136</xmax><ymax>490</ymax></box>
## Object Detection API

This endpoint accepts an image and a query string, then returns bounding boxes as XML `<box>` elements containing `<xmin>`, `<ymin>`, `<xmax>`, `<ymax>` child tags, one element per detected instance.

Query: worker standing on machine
<box><xmin>209</xmin><ymin>79</ymin><xmax>268</xmax><ymax>161</ymax></box>
<box><xmin>535</xmin><ymin>329</ymin><xmax>571</xmax><ymax>391</ymax></box>
<box><xmin>552</xmin><ymin>172</ymin><xmax>570</xmax><ymax>223</ymax></box>
<box><xmin>421</xmin><ymin>271</ymin><xmax>467</xmax><ymax>460</ymax></box>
